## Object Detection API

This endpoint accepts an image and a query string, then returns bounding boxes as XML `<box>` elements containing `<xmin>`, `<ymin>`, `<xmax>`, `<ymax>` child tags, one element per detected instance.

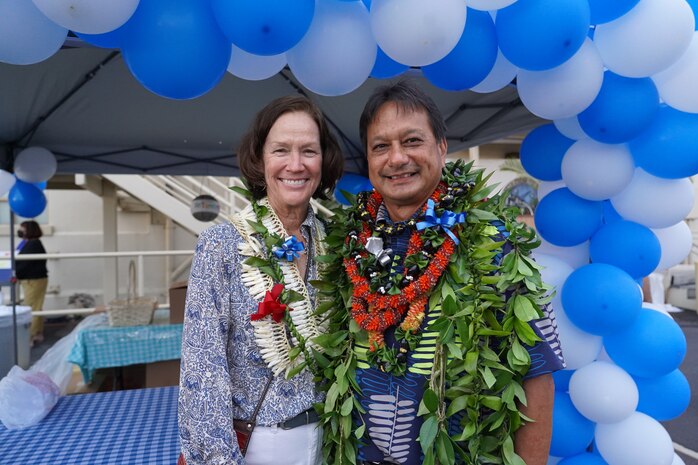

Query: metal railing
<box><xmin>15</xmin><ymin>249</ymin><xmax>194</xmax><ymax>298</ymax></box>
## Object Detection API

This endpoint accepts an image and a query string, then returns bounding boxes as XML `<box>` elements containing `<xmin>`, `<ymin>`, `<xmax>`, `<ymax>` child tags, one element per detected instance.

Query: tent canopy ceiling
<box><xmin>0</xmin><ymin>47</ymin><xmax>543</xmax><ymax>177</ymax></box>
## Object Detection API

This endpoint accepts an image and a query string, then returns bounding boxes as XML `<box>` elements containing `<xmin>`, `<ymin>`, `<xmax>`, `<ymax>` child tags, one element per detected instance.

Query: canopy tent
<box><xmin>0</xmin><ymin>45</ymin><xmax>542</xmax><ymax>177</ymax></box>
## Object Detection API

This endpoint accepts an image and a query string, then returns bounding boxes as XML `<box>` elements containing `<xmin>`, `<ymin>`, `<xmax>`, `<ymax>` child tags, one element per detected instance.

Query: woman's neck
<box><xmin>267</xmin><ymin>197</ymin><xmax>307</xmax><ymax>236</ymax></box>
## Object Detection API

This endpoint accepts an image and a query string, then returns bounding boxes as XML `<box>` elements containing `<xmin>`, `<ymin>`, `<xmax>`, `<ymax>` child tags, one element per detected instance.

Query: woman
<box><xmin>178</xmin><ymin>95</ymin><xmax>343</xmax><ymax>465</ymax></box>
<box><xmin>16</xmin><ymin>220</ymin><xmax>48</xmax><ymax>346</ymax></box>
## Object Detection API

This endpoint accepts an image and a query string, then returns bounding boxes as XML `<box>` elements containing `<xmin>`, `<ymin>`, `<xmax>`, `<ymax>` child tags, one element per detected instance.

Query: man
<box><xmin>319</xmin><ymin>80</ymin><xmax>564</xmax><ymax>465</ymax></box>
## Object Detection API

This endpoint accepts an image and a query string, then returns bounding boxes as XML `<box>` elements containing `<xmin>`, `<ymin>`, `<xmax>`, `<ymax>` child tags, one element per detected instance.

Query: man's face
<box><xmin>366</xmin><ymin>102</ymin><xmax>447</xmax><ymax>221</ymax></box>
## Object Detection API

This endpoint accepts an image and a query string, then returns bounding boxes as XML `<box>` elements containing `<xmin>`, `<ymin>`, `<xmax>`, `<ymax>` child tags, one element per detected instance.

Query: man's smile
<box><xmin>384</xmin><ymin>172</ymin><xmax>417</xmax><ymax>180</ymax></box>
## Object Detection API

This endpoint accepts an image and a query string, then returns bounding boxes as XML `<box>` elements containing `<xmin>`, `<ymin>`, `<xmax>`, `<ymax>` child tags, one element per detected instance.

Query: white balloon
<box><xmin>370</xmin><ymin>0</ymin><xmax>466</xmax><ymax>66</ymax></box>
<box><xmin>595</xmin><ymin>412</ymin><xmax>674</xmax><ymax>465</ymax></box>
<box><xmin>532</xmin><ymin>253</ymin><xmax>574</xmax><ymax>292</ymax></box>
<box><xmin>652</xmin><ymin>222</ymin><xmax>693</xmax><ymax>270</ymax></box>
<box><xmin>594</xmin><ymin>0</ymin><xmax>694</xmax><ymax>78</ymax></box>
<box><xmin>553</xmin><ymin>117</ymin><xmax>588</xmax><ymax>140</ymax></box>
<box><xmin>537</xmin><ymin>238</ymin><xmax>590</xmax><ymax>269</ymax></box>
<box><xmin>569</xmin><ymin>361</ymin><xmax>638</xmax><ymax>423</ymax></box>
<box><xmin>596</xmin><ymin>346</ymin><xmax>613</xmax><ymax>363</ymax></box>
<box><xmin>467</xmin><ymin>0</ymin><xmax>518</xmax><ymax>12</ymax></box>
<box><xmin>653</xmin><ymin>31</ymin><xmax>698</xmax><ymax>113</ymax></box>
<box><xmin>470</xmin><ymin>48</ymin><xmax>518</xmax><ymax>93</ymax></box>
<box><xmin>672</xmin><ymin>453</ymin><xmax>686</xmax><ymax>465</ymax></box>
<box><xmin>227</xmin><ymin>45</ymin><xmax>286</xmax><ymax>81</ymax></box>
<box><xmin>14</xmin><ymin>147</ymin><xmax>57</xmax><ymax>184</ymax></box>
<box><xmin>611</xmin><ymin>168</ymin><xmax>694</xmax><ymax>229</ymax></box>
<box><xmin>561</xmin><ymin>140</ymin><xmax>635</xmax><ymax>201</ymax></box>
<box><xmin>517</xmin><ymin>39</ymin><xmax>604</xmax><ymax>120</ymax></box>
<box><xmin>287</xmin><ymin>0</ymin><xmax>376</xmax><ymax>96</ymax></box>
<box><xmin>0</xmin><ymin>0</ymin><xmax>67</xmax><ymax>65</ymax></box>
<box><xmin>31</xmin><ymin>0</ymin><xmax>139</xmax><ymax>34</ymax></box>
<box><xmin>554</xmin><ymin>300</ymin><xmax>603</xmax><ymax>369</ymax></box>
<box><xmin>0</xmin><ymin>170</ymin><xmax>16</xmax><ymax>196</ymax></box>
<box><xmin>538</xmin><ymin>180</ymin><xmax>567</xmax><ymax>201</ymax></box>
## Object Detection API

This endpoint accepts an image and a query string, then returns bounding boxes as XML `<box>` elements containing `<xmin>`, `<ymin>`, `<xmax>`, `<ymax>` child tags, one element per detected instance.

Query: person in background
<box><xmin>16</xmin><ymin>220</ymin><xmax>48</xmax><ymax>347</ymax></box>
<box><xmin>178</xmin><ymin>95</ymin><xmax>343</xmax><ymax>465</ymax></box>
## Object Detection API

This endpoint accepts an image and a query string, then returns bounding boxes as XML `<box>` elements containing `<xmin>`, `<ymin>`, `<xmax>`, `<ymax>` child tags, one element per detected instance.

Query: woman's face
<box><xmin>263</xmin><ymin>111</ymin><xmax>323</xmax><ymax>215</ymax></box>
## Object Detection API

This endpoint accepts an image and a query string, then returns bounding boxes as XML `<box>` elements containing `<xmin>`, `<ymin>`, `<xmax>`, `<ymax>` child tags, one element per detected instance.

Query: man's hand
<box><xmin>515</xmin><ymin>374</ymin><xmax>555</xmax><ymax>465</ymax></box>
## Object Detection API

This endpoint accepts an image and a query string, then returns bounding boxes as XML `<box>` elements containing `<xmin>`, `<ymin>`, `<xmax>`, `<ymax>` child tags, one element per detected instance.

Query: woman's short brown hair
<box><xmin>20</xmin><ymin>220</ymin><xmax>43</xmax><ymax>239</ymax></box>
<box><xmin>238</xmin><ymin>95</ymin><xmax>344</xmax><ymax>200</ymax></box>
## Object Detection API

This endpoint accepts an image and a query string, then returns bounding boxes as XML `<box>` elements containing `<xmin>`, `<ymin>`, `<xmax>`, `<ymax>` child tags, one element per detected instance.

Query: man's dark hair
<box><xmin>359</xmin><ymin>79</ymin><xmax>447</xmax><ymax>150</ymax></box>
<box><xmin>238</xmin><ymin>95</ymin><xmax>344</xmax><ymax>200</ymax></box>
<box><xmin>20</xmin><ymin>220</ymin><xmax>43</xmax><ymax>239</ymax></box>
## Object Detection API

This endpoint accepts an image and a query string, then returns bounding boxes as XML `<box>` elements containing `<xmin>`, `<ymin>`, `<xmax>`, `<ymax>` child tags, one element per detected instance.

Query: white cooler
<box><xmin>0</xmin><ymin>305</ymin><xmax>32</xmax><ymax>380</ymax></box>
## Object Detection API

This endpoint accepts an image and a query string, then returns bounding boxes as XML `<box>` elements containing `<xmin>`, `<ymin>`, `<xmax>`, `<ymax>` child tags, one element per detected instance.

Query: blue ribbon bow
<box><xmin>272</xmin><ymin>236</ymin><xmax>305</xmax><ymax>261</ymax></box>
<box><xmin>416</xmin><ymin>199</ymin><xmax>466</xmax><ymax>244</ymax></box>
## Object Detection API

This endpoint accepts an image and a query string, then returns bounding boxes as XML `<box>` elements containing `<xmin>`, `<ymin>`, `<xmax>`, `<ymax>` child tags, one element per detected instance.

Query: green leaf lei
<box><xmin>311</xmin><ymin>160</ymin><xmax>549</xmax><ymax>465</ymax></box>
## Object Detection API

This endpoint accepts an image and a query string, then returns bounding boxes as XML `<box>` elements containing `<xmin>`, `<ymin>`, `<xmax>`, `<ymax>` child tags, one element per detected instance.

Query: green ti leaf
<box><xmin>419</xmin><ymin>416</ymin><xmax>439</xmax><ymax>453</ymax></box>
<box><xmin>419</xmin><ymin>388</ymin><xmax>439</xmax><ymax>415</ymax></box>
<box><xmin>245</xmin><ymin>219</ymin><xmax>268</xmax><ymax>235</ymax></box>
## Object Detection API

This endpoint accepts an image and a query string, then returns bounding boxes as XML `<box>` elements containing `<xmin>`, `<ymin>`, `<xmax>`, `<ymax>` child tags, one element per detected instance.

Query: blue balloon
<box><xmin>553</xmin><ymin>369</ymin><xmax>574</xmax><ymax>392</ymax></box>
<box><xmin>550</xmin><ymin>392</ymin><xmax>596</xmax><ymax>458</ymax></box>
<box><xmin>605</xmin><ymin>309</ymin><xmax>687</xmax><ymax>378</ymax></box>
<box><xmin>362</xmin><ymin>0</ymin><xmax>371</xmax><ymax>8</ymax></box>
<box><xmin>578</xmin><ymin>72</ymin><xmax>659</xmax><ymax>144</ymax></box>
<box><xmin>496</xmin><ymin>0</ymin><xmax>590</xmax><ymax>71</ymax></box>
<box><xmin>634</xmin><ymin>369</ymin><xmax>691</xmax><ymax>421</ymax></box>
<box><xmin>520</xmin><ymin>124</ymin><xmax>574</xmax><ymax>181</ymax></box>
<box><xmin>335</xmin><ymin>173</ymin><xmax>373</xmax><ymax>205</ymax></box>
<box><xmin>687</xmin><ymin>0</ymin><xmax>698</xmax><ymax>30</ymax></box>
<box><xmin>122</xmin><ymin>0</ymin><xmax>230</xmax><ymax>100</ymax></box>
<box><xmin>422</xmin><ymin>9</ymin><xmax>498</xmax><ymax>91</ymax></box>
<box><xmin>534</xmin><ymin>188</ymin><xmax>603</xmax><ymax>246</ymax></box>
<box><xmin>588</xmin><ymin>0</ymin><xmax>640</xmax><ymax>24</ymax></box>
<box><xmin>210</xmin><ymin>0</ymin><xmax>314</xmax><ymax>56</ymax></box>
<box><xmin>76</xmin><ymin>22</ymin><xmax>128</xmax><ymax>49</ymax></box>
<box><xmin>590</xmin><ymin>220</ymin><xmax>661</xmax><ymax>279</ymax></box>
<box><xmin>629</xmin><ymin>105</ymin><xmax>698</xmax><ymax>179</ymax></box>
<box><xmin>9</xmin><ymin>180</ymin><xmax>47</xmax><ymax>218</ymax></box>
<box><xmin>370</xmin><ymin>47</ymin><xmax>409</xmax><ymax>79</ymax></box>
<box><xmin>32</xmin><ymin>181</ymin><xmax>47</xmax><ymax>191</ymax></box>
<box><xmin>602</xmin><ymin>200</ymin><xmax>622</xmax><ymax>224</ymax></box>
<box><xmin>559</xmin><ymin>453</ymin><xmax>609</xmax><ymax>465</ymax></box>
<box><xmin>561</xmin><ymin>263</ymin><xmax>642</xmax><ymax>336</ymax></box>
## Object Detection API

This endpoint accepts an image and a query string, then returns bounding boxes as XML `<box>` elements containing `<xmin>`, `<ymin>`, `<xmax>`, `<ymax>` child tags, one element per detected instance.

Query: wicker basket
<box><xmin>107</xmin><ymin>261</ymin><xmax>157</xmax><ymax>327</ymax></box>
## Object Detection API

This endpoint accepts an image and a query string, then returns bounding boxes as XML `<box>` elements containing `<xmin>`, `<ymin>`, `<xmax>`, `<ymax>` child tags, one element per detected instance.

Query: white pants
<box><xmin>245</xmin><ymin>422</ymin><xmax>322</xmax><ymax>465</ymax></box>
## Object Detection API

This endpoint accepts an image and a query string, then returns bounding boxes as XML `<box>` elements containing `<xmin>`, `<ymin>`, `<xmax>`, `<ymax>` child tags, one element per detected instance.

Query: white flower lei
<box><xmin>231</xmin><ymin>197</ymin><xmax>327</xmax><ymax>377</ymax></box>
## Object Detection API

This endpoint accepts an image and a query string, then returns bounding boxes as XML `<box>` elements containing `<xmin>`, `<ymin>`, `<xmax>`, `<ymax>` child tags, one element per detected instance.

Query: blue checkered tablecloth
<box><xmin>0</xmin><ymin>387</ymin><xmax>180</xmax><ymax>465</ymax></box>
<box><xmin>68</xmin><ymin>322</ymin><xmax>183</xmax><ymax>383</ymax></box>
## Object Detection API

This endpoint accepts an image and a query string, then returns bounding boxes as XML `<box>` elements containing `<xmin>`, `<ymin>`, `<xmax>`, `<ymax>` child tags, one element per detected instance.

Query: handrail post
<box><xmin>137</xmin><ymin>254</ymin><xmax>145</xmax><ymax>297</ymax></box>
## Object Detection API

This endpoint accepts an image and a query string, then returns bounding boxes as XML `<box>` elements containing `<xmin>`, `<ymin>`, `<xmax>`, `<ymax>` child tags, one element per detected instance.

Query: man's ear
<box><xmin>438</xmin><ymin>138</ymin><xmax>448</xmax><ymax>166</ymax></box>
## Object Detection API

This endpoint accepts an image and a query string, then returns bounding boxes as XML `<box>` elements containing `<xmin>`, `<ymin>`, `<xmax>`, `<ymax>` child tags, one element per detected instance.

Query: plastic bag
<box><xmin>0</xmin><ymin>365</ymin><xmax>60</xmax><ymax>429</ymax></box>
<box><xmin>29</xmin><ymin>313</ymin><xmax>107</xmax><ymax>394</ymax></box>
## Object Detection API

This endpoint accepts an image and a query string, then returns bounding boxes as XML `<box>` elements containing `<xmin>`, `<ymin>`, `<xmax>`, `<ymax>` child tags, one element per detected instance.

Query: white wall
<box><xmin>448</xmin><ymin>143</ymin><xmax>524</xmax><ymax>194</ymax></box>
<box><xmin>4</xmin><ymin>189</ymin><xmax>198</xmax><ymax>309</ymax></box>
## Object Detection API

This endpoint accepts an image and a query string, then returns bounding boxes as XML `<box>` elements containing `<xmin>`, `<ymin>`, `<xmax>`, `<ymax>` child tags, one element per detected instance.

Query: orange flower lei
<box><xmin>344</xmin><ymin>185</ymin><xmax>458</xmax><ymax>350</ymax></box>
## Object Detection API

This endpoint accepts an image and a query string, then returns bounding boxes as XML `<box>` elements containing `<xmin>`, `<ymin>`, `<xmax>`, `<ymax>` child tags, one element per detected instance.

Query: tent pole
<box><xmin>10</xmin><ymin>212</ymin><xmax>17</xmax><ymax>366</ymax></box>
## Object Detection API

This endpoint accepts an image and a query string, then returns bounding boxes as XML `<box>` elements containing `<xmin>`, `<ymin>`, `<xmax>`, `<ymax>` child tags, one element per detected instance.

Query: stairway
<box><xmin>101</xmin><ymin>175</ymin><xmax>332</xmax><ymax>236</ymax></box>
<box><xmin>102</xmin><ymin>174</ymin><xmax>247</xmax><ymax>235</ymax></box>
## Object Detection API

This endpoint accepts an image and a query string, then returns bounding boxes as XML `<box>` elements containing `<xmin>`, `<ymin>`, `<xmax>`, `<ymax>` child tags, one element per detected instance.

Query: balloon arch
<box><xmin>1</xmin><ymin>0</ymin><xmax>696</xmax><ymax>464</ymax></box>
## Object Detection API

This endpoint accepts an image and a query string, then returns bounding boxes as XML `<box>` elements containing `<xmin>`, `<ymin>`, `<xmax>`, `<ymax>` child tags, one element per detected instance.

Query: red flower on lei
<box><xmin>250</xmin><ymin>283</ymin><xmax>288</xmax><ymax>323</ymax></box>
